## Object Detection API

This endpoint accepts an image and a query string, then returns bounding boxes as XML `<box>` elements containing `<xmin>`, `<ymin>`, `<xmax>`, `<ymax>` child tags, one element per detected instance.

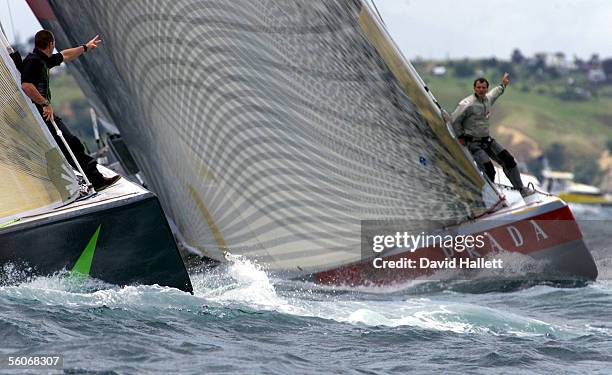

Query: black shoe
<box><xmin>92</xmin><ymin>175</ymin><xmax>121</xmax><ymax>191</ymax></box>
<box><xmin>520</xmin><ymin>186</ymin><xmax>536</xmax><ymax>198</ymax></box>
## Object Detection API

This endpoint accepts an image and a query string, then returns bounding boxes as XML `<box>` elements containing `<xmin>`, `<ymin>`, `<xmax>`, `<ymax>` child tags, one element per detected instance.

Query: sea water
<box><xmin>1</xmin><ymin>207</ymin><xmax>611</xmax><ymax>374</ymax></box>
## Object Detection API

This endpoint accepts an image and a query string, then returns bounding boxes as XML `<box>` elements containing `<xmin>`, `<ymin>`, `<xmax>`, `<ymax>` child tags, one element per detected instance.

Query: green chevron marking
<box><xmin>72</xmin><ymin>225</ymin><xmax>101</xmax><ymax>276</ymax></box>
<box><xmin>0</xmin><ymin>218</ymin><xmax>21</xmax><ymax>229</ymax></box>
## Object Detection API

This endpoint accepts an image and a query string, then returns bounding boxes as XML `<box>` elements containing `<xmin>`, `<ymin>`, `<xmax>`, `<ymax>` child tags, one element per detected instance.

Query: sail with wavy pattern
<box><xmin>0</xmin><ymin>25</ymin><xmax>79</xmax><ymax>223</ymax></box>
<box><xmin>29</xmin><ymin>0</ymin><xmax>500</xmax><ymax>272</ymax></box>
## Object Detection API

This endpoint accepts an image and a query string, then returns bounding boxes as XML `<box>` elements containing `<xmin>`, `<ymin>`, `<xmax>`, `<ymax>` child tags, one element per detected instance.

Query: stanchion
<box><xmin>49</xmin><ymin>117</ymin><xmax>95</xmax><ymax>194</ymax></box>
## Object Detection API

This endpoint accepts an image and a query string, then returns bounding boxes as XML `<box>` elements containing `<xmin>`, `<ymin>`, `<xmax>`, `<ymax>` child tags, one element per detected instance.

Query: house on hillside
<box><xmin>587</xmin><ymin>68</ymin><xmax>607</xmax><ymax>83</ymax></box>
<box><xmin>431</xmin><ymin>66</ymin><xmax>446</xmax><ymax>76</ymax></box>
<box><xmin>545</xmin><ymin>52</ymin><xmax>576</xmax><ymax>73</ymax></box>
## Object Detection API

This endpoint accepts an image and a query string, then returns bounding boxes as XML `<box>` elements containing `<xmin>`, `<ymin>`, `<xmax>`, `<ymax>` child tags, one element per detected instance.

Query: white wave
<box><xmin>188</xmin><ymin>256</ymin><xmax>579</xmax><ymax>337</ymax></box>
<box><xmin>0</xmin><ymin>257</ymin><xmax>588</xmax><ymax>338</ymax></box>
<box><xmin>192</xmin><ymin>254</ymin><xmax>291</xmax><ymax>310</ymax></box>
<box><xmin>0</xmin><ymin>267</ymin><xmax>197</xmax><ymax>311</ymax></box>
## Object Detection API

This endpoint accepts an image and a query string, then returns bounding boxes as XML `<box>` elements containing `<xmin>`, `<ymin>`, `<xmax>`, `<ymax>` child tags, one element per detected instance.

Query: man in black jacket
<box><xmin>20</xmin><ymin>30</ymin><xmax>119</xmax><ymax>190</ymax></box>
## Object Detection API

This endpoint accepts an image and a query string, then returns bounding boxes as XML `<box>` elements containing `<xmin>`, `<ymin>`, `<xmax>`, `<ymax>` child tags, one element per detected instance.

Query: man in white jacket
<box><xmin>452</xmin><ymin>73</ymin><xmax>533</xmax><ymax>197</ymax></box>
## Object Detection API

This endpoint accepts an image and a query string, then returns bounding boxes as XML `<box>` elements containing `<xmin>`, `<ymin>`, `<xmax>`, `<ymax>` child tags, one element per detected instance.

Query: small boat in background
<box><xmin>541</xmin><ymin>170</ymin><xmax>612</xmax><ymax>206</ymax></box>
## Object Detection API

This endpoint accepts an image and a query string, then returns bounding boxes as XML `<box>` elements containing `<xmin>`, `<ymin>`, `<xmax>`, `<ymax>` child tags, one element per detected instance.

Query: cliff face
<box><xmin>493</xmin><ymin>126</ymin><xmax>542</xmax><ymax>160</ymax></box>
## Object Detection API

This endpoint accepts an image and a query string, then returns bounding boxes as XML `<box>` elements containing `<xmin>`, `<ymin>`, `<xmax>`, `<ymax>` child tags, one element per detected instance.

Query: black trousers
<box><xmin>466</xmin><ymin>137</ymin><xmax>508</xmax><ymax>170</ymax></box>
<box><xmin>465</xmin><ymin>136</ymin><xmax>523</xmax><ymax>190</ymax></box>
<box><xmin>44</xmin><ymin>115</ymin><xmax>102</xmax><ymax>181</ymax></box>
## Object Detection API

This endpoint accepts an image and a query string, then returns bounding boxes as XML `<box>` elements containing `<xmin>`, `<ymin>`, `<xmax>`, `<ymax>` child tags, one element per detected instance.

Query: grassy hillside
<box><xmin>419</xmin><ymin>71</ymin><xmax>612</xmax><ymax>158</ymax></box>
<box><xmin>50</xmin><ymin>60</ymin><xmax>612</xmax><ymax>185</ymax></box>
<box><xmin>415</xmin><ymin>63</ymin><xmax>612</xmax><ymax>185</ymax></box>
<box><xmin>48</xmin><ymin>69</ymin><xmax>96</xmax><ymax>149</ymax></box>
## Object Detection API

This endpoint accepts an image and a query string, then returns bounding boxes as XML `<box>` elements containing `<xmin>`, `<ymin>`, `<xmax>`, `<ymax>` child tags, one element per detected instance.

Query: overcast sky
<box><xmin>1</xmin><ymin>0</ymin><xmax>611</xmax><ymax>60</ymax></box>
<box><xmin>373</xmin><ymin>0</ymin><xmax>612</xmax><ymax>60</ymax></box>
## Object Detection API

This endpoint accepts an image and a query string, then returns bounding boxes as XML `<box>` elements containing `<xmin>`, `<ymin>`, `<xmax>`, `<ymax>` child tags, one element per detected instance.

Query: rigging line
<box><xmin>6</xmin><ymin>0</ymin><xmax>16</xmax><ymax>43</ymax></box>
<box><xmin>0</xmin><ymin>5</ymin><xmax>8</xmax><ymax>44</ymax></box>
<box><xmin>0</xmin><ymin>16</ymin><xmax>5</xmax><ymax>38</ymax></box>
<box><xmin>369</xmin><ymin>0</ymin><xmax>386</xmax><ymax>26</ymax></box>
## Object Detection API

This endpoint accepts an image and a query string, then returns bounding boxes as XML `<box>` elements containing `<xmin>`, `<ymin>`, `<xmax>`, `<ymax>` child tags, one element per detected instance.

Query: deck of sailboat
<box><xmin>9</xmin><ymin>169</ymin><xmax>151</xmax><ymax>227</ymax></box>
<box><xmin>0</xmin><ymin>168</ymin><xmax>193</xmax><ymax>293</ymax></box>
<box><xmin>484</xmin><ymin>188</ymin><xmax>563</xmax><ymax>220</ymax></box>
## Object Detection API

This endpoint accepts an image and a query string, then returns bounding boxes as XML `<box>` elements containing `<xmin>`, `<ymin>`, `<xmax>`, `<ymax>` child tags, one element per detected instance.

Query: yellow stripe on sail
<box><xmin>188</xmin><ymin>184</ymin><xmax>229</xmax><ymax>257</ymax></box>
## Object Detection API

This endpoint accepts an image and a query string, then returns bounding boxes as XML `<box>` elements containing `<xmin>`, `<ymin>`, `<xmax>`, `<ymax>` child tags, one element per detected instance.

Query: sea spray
<box><xmin>186</xmin><ymin>256</ymin><xmax>578</xmax><ymax>336</ymax></box>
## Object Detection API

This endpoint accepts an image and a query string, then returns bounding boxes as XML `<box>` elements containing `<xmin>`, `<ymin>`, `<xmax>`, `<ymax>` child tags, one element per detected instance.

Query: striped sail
<box><xmin>31</xmin><ymin>0</ymin><xmax>499</xmax><ymax>272</ymax></box>
<box><xmin>0</xmin><ymin>26</ymin><xmax>79</xmax><ymax>223</ymax></box>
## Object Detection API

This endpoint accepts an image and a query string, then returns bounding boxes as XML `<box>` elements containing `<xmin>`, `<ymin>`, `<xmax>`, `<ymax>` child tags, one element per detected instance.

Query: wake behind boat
<box><xmin>26</xmin><ymin>0</ymin><xmax>597</xmax><ymax>285</ymax></box>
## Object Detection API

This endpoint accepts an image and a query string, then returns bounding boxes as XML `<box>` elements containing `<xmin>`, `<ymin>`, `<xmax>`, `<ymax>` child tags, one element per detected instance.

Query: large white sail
<box><xmin>31</xmin><ymin>0</ymin><xmax>500</xmax><ymax>272</ymax></box>
<box><xmin>0</xmin><ymin>26</ymin><xmax>79</xmax><ymax>223</ymax></box>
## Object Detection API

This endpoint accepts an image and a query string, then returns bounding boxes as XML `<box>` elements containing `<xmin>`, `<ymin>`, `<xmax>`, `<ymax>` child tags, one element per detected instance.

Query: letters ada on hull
<box><xmin>314</xmin><ymin>204</ymin><xmax>598</xmax><ymax>285</ymax></box>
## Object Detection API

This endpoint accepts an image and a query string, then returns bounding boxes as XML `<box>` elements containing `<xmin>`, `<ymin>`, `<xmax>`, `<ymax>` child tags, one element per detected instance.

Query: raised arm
<box><xmin>61</xmin><ymin>34</ymin><xmax>102</xmax><ymax>62</ymax></box>
<box><xmin>486</xmin><ymin>72</ymin><xmax>509</xmax><ymax>106</ymax></box>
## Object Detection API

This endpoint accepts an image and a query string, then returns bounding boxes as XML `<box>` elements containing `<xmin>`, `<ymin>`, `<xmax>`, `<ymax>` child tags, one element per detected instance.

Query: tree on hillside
<box><xmin>481</xmin><ymin>57</ymin><xmax>498</xmax><ymax>69</ymax></box>
<box><xmin>573</xmin><ymin>56</ymin><xmax>586</xmax><ymax>72</ymax></box>
<box><xmin>526</xmin><ymin>53</ymin><xmax>546</xmax><ymax>76</ymax></box>
<box><xmin>453</xmin><ymin>59</ymin><xmax>474</xmax><ymax>78</ymax></box>
<box><xmin>497</xmin><ymin>62</ymin><xmax>516</xmax><ymax>80</ymax></box>
<box><xmin>574</xmin><ymin>156</ymin><xmax>600</xmax><ymax>185</ymax></box>
<box><xmin>545</xmin><ymin>143</ymin><xmax>567</xmax><ymax>170</ymax></box>
<box><xmin>511</xmin><ymin>49</ymin><xmax>525</xmax><ymax>64</ymax></box>
<box><xmin>602</xmin><ymin>59</ymin><xmax>612</xmax><ymax>81</ymax></box>
<box><xmin>588</xmin><ymin>54</ymin><xmax>600</xmax><ymax>67</ymax></box>
<box><xmin>547</xmin><ymin>67</ymin><xmax>560</xmax><ymax>79</ymax></box>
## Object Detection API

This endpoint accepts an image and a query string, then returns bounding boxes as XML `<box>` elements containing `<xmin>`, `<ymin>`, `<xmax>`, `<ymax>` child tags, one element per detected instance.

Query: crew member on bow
<box><xmin>20</xmin><ymin>30</ymin><xmax>119</xmax><ymax>190</ymax></box>
<box><xmin>452</xmin><ymin>72</ymin><xmax>533</xmax><ymax>197</ymax></box>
